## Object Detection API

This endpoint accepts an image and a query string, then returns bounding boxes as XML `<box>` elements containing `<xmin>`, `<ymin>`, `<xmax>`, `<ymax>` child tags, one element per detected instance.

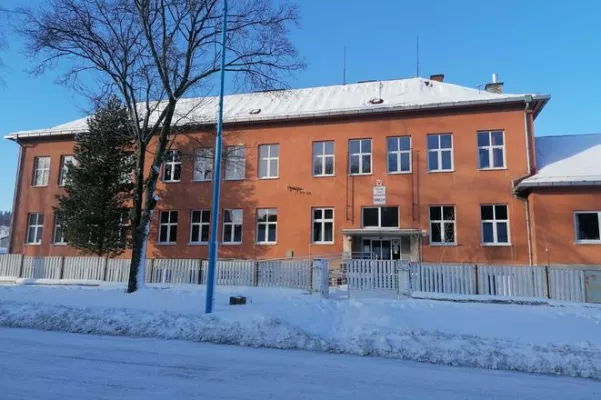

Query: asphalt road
<box><xmin>0</xmin><ymin>328</ymin><xmax>599</xmax><ymax>400</ymax></box>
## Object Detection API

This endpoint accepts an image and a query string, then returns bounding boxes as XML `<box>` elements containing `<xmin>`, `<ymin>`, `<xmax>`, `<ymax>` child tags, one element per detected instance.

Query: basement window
<box><xmin>575</xmin><ymin>212</ymin><xmax>601</xmax><ymax>243</ymax></box>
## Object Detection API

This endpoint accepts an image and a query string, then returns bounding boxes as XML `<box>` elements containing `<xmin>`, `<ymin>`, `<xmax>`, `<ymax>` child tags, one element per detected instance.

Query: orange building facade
<box><xmin>11</xmin><ymin>77</ymin><xmax>599</xmax><ymax>266</ymax></box>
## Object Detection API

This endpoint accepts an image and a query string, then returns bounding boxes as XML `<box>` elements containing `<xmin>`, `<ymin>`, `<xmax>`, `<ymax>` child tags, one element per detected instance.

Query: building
<box><xmin>7</xmin><ymin>74</ymin><xmax>578</xmax><ymax>265</ymax></box>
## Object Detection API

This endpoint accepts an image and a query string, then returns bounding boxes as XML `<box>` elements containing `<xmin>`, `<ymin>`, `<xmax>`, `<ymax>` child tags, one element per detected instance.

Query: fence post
<box><xmin>59</xmin><ymin>257</ymin><xmax>66</xmax><ymax>280</ymax></box>
<box><xmin>101</xmin><ymin>257</ymin><xmax>109</xmax><ymax>281</ymax></box>
<box><xmin>253</xmin><ymin>261</ymin><xmax>260</xmax><ymax>287</ymax></box>
<box><xmin>148</xmin><ymin>258</ymin><xmax>155</xmax><ymax>284</ymax></box>
<box><xmin>17</xmin><ymin>255</ymin><xmax>25</xmax><ymax>278</ymax></box>
<box><xmin>545</xmin><ymin>265</ymin><xmax>551</xmax><ymax>299</ymax></box>
<box><xmin>474</xmin><ymin>264</ymin><xmax>479</xmax><ymax>294</ymax></box>
<box><xmin>197</xmin><ymin>259</ymin><xmax>203</xmax><ymax>285</ymax></box>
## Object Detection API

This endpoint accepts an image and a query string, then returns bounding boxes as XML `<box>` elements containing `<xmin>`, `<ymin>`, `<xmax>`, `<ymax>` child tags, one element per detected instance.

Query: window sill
<box><xmin>312</xmin><ymin>242</ymin><xmax>334</xmax><ymax>245</ymax></box>
<box><xmin>349</xmin><ymin>173</ymin><xmax>373</xmax><ymax>177</ymax></box>
<box><xmin>427</xmin><ymin>169</ymin><xmax>455</xmax><ymax>174</ymax></box>
<box><xmin>388</xmin><ymin>171</ymin><xmax>412</xmax><ymax>175</ymax></box>
<box><xmin>222</xmin><ymin>242</ymin><xmax>242</xmax><ymax>246</ymax></box>
<box><xmin>429</xmin><ymin>242</ymin><xmax>457</xmax><ymax>247</ymax></box>
<box><xmin>478</xmin><ymin>167</ymin><xmax>507</xmax><ymax>171</ymax></box>
<box><xmin>31</xmin><ymin>185</ymin><xmax>49</xmax><ymax>188</ymax></box>
<box><xmin>258</xmin><ymin>176</ymin><xmax>279</xmax><ymax>180</ymax></box>
<box><xmin>24</xmin><ymin>243</ymin><xmax>42</xmax><ymax>246</ymax></box>
<box><xmin>223</xmin><ymin>178</ymin><xmax>246</xmax><ymax>182</ymax></box>
<box><xmin>188</xmin><ymin>242</ymin><xmax>208</xmax><ymax>246</ymax></box>
<box><xmin>52</xmin><ymin>243</ymin><xmax>68</xmax><ymax>246</ymax></box>
<box><xmin>481</xmin><ymin>243</ymin><xmax>512</xmax><ymax>247</ymax></box>
<box><xmin>157</xmin><ymin>242</ymin><xmax>177</xmax><ymax>246</ymax></box>
<box><xmin>575</xmin><ymin>241</ymin><xmax>601</xmax><ymax>245</ymax></box>
<box><xmin>313</xmin><ymin>174</ymin><xmax>335</xmax><ymax>178</ymax></box>
<box><xmin>162</xmin><ymin>180</ymin><xmax>181</xmax><ymax>184</ymax></box>
<box><xmin>256</xmin><ymin>242</ymin><xmax>277</xmax><ymax>245</ymax></box>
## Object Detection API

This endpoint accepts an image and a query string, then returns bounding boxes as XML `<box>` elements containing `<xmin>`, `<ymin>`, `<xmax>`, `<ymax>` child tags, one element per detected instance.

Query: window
<box><xmin>362</xmin><ymin>207</ymin><xmax>399</xmax><ymax>228</ymax></box>
<box><xmin>312</xmin><ymin>208</ymin><xmax>334</xmax><ymax>243</ymax></box>
<box><xmin>429</xmin><ymin>206</ymin><xmax>456</xmax><ymax>245</ymax></box>
<box><xmin>349</xmin><ymin>139</ymin><xmax>372</xmax><ymax>175</ymax></box>
<box><xmin>224</xmin><ymin>146</ymin><xmax>246</xmax><ymax>180</ymax></box>
<box><xmin>427</xmin><ymin>134</ymin><xmax>453</xmax><ymax>172</ymax></box>
<box><xmin>387</xmin><ymin>136</ymin><xmax>411</xmax><ymax>173</ymax></box>
<box><xmin>256</xmin><ymin>209</ymin><xmax>277</xmax><ymax>244</ymax></box>
<box><xmin>118</xmin><ymin>211</ymin><xmax>130</xmax><ymax>245</ymax></box>
<box><xmin>313</xmin><ymin>141</ymin><xmax>334</xmax><ymax>176</ymax></box>
<box><xmin>58</xmin><ymin>155</ymin><xmax>76</xmax><ymax>186</ymax></box>
<box><xmin>575</xmin><ymin>212</ymin><xmax>601</xmax><ymax>243</ymax></box>
<box><xmin>190</xmin><ymin>210</ymin><xmax>210</xmax><ymax>244</ymax></box>
<box><xmin>478</xmin><ymin>130</ymin><xmax>505</xmax><ymax>169</ymax></box>
<box><xmin>53</xmin><ymin>212</ymin><xmax>66</xmax><ymax>244</ymax></box>
<box><xmin>481</xmin><ymin>205</ymin><xmax>509</xmax><ymax>245</ymax></box>
<box><xmin>223</xmin><ymin>209</ymin><xmax>243</xmax><ymax>244</ymax></box>
<box><xmin>193</xmin><ymin>148</ymin><xmax>213</xmax><ymax>182</ymax></box>
<box><xmin>26</xmin><ymin>213</ymin><xmax>44</xmax><ymax>244</ymax></box>
<box><xmin>258</xmin><ymin>144</ymin><xmax>279</xmax><ymax>179</ymax></box>
<box><xmin>32</xmin><ymin>156</ymin><xmax>50</xmax><ymax>187</ymax></box>
<box><xmin>158</xmin><ymin>210</ymin><xmax>178</xmax><ymax>244</ymax></box>
<box><xmin>163</xmin><ymin>150</ymin><xmax>181</xmax><ymax>182</ymax></box>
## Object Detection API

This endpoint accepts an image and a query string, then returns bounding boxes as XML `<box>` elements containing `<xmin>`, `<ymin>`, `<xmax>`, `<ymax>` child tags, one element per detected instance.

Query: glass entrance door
<box><xmin>362</xmin><ymin>239</ymin><xmax>398</xmax><ymax>260</ymax></box>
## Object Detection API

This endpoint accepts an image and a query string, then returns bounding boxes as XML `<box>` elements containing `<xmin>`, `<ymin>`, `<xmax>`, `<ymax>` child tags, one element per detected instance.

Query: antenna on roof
<box><xmin>343</xmin><ymin>45</ymin><xmax>347</xmax><ymax>85</ymax></box>
<box><xmin>416</xmin><ymin>36</ymin><xmax>420</xmax><ymax>77</ymax></box>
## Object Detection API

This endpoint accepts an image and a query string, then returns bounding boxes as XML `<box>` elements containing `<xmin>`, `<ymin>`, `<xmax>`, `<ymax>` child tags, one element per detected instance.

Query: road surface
<box><xmin>0</xmin><ymin>328</ymin><xmax>598</xmax><ymax>400</ymax></box>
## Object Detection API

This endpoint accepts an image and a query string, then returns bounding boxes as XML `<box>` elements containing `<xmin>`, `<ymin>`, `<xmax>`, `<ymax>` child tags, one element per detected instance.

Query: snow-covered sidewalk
<box><xmin>1</xmin><ymin>284</ymin><xmax>601</xmax><ymax>380</ymax></box>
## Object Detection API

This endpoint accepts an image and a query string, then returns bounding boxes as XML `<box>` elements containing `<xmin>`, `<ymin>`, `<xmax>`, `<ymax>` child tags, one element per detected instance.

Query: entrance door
<box><xmin>362</xmin><ymin>239</ymin><xmax>399</xmax><ymax>260</ymax></box>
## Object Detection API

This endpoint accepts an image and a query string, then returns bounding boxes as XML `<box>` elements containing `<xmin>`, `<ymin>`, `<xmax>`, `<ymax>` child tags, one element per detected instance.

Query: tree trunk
<box><xmin>126</xmin><ymin>142</ymin><xmax>147</xmax><ymax>293</ymax></box>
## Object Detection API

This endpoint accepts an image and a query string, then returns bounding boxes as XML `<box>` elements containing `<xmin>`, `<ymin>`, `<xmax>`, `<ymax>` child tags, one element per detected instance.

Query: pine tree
<box><xmin>55</xmin><ymin>97</ymin><xmax>134</xmax><ymax>257</ymax></box>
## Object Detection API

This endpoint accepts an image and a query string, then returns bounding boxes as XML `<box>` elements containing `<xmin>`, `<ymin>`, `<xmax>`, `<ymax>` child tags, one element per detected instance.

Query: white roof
<box><xmin>520</xmin><ymin>133</ymin><xmax>601</xmax><ymax>188</ymax></box>
<box><xmin>5</xmin><ymin>77</ymin><xmax>548</xmax><ymax>139</ymax></box>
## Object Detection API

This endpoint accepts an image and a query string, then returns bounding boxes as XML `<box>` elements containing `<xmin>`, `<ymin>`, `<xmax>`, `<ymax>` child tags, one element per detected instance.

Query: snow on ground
<box><xmin>1</xmin><ymin>284</ymin><xmax>601</xmax><ymax>380</ymax></box>
<box><xmin>1</xmin><ymin>328</ymin><xmax>599</xmax><ymax>400</ymax></box>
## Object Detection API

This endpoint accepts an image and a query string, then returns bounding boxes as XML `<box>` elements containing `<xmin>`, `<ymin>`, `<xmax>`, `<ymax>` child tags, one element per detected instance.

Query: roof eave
<box><xmin>517</xmin><ymin>179</ymin><xmax>601</xmax><ymax>190</ymax></box>
<box><xmin>4</xmin><ymin>94</ymin><xmax>549</xmax><ymax>140</ymax></box>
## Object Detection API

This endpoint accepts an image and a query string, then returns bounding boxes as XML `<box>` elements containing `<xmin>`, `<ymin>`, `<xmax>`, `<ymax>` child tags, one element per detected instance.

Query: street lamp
<box><xmin>205</xmin><ymin>0</ymin><xmax>228</xmax><ymax>314</ymax></box>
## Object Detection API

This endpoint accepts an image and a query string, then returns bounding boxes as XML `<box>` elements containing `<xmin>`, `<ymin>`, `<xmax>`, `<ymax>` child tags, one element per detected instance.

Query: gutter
<box><xmin>4</xmin><ymin>94</ymin><xmax>551</xmax><ymax>140</ymax></box>
<box><xmin>518</xmin><ymin>179</ymin><xmax>601</xmax><ymax>189</ymax></box>
<box><xmin>8</xmin><ymin>140</ymin><xmax>24</xmax><ymax>254</ymax></box>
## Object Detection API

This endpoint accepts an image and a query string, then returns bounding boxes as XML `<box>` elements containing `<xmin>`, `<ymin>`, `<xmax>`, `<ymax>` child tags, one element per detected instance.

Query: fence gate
<box><xmin>346</xmin><ymin>259</ymin><xmax>399</xmax><ymax>298</ymax></box>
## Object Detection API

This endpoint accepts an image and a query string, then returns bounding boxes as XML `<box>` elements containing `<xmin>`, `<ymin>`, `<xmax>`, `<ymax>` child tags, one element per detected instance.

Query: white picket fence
<box><xmin>345</xmin><ymin>260</ymin><xmax>595</xmax><ymax>303</ymax></box>
<box><xmin>0</xmin><ymin>255</ymin><xmax>314</xmax><ymax>291</ymax></box>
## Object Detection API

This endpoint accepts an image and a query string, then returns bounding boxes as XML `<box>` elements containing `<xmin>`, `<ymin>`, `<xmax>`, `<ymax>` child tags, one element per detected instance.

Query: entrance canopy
<box><xmin>341</xmin><ymin>228</ymin><xmax>425</xmax><ymax>237</ymax></box>
<box><xmin>342</xmin><ymin>228</ymin><xmax>425</xmax><ymax>261</ymax></box>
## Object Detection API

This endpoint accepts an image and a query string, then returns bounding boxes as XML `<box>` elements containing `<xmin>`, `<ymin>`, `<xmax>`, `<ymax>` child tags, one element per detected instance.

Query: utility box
<box><xmin>584</xmin><ymin>271</ymin><xmax>601</xmax><ymax>304</ymax></box>
<box><xmin>229</xmin><ymin>296</ymin><xmax>247</xmax><ymax>305</ymax></box>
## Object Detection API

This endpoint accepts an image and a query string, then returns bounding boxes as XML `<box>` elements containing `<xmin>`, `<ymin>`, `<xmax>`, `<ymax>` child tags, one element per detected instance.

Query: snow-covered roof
<box><xmin>4</xmin><ymin>77</ymin><xmax>549</xmax><ymax>140</ymax></box>
<box><xmin>520</xmin><ymin>133</ymin><xmax>601</xmax><ymax>188</ymax></box>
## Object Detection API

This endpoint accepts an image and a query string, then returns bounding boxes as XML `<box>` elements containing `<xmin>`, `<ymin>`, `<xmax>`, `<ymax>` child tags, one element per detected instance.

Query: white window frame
<box><xmin>258</xmin><ymin>144</ymin><xmax>279</xmax><ymax>179</ymax></box>
<box><xmin>256</xmin><ymin>208</ymin><xmax>277</xmax><ymax>244</ymax></box>
<box><xmin>32</xmin><ymin>156</ymin><xmax>50</xmax><ymax>187</ymax></box>
<box><xmin>58</xmin><ymin>155</ymin><xmax>76</xmax><ymax>186</ymax></box>
<box><xmin>312</xmin><ymin>208</ymin><xmax>334</xmax><ymax>244</ymax></box>
<box><xmin>312</xmin><ymin>141</ymin><xmax>335</xmax><ymax>177</ymax></box>
<box><xmin>189</xmin><ymin>210</ymin><xmax>210</xmax><ymax>244</ymax></box>
<box><xmin>477</xmin><ymin>130</ymin><xmax>506</xmax><ymax>170</ymax></box>
<box><xmin>429</xmin><ymin>205</ymin><xmax>456</xmax><ymax>246</ymax></box>
<box><xmin>158</xmin><ymin>210</ymin><xmax>178</xmax><ymax>244</ymax></box>
<box><xmin>222</xmin><ymin>209</ymin><xmax>243</xmax><ymax>244</ymax></box>
<box><xmin>224</xmin><ymin>146</ymin><xmax>246</xmax><ymax>181</ymax></box>
<box><xmin>349</xmin><ymin>139</ymin><xmax>372</xmax><ymax>175</ymax></box>
<box><xmin>26</xmin><ymin>213</ymin><xmax>44</xmax><ymax>245</ymax></box>
<box><xmin>53</xmin><ymin>212</ymin><xmax>67</xmax><ymax>245</ymax></box>
<box><xmin>193</xmin><ymin>148</ymin><xmax>213</xmax><ymax>182</ymax></box>
<box><xmin>361</xmin><ymin>206</ymin><xmax>399</xmax><ymax>229</ymax></box>
<box><xmin>387</xmin><ymin>136</ymin><xmax>412</xmax><ymax>174</ymax></box>
<box><xmin>427</xmin><ymin>133</ymin><xmax>454</xmax><ymax>172</ymax></box>
<box><xmin>574</xmin><ymin>211</ymin><xmax>601</xmax><ymax>244</ymax></box>
<box><xmin>480</xmin><ymin>204</ymin><xmax>510</xmax><ymax>246</ymax></box>
<box><xmin>163</xmin><ymin>150</ymin><xmax>182</xmax><ymax>182</ymax></box>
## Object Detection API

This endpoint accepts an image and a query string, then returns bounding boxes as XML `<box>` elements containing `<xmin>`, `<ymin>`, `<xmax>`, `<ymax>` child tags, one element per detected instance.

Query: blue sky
<box><xmin>1</xmin><ymin>0</ymin><xmax>600</xmax><ymax>210</ymax></box>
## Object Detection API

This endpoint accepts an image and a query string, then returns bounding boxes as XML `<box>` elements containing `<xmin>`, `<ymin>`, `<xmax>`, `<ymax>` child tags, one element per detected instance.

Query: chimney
<box><xmin>484</xmin><ymin>73</ymin><xmax>504</xmax><ymax>94</ymax></box>
<box><xmin>429</xmin><ymin>74</ymin><xmax>444</xmax><ymax>82</ymax></box>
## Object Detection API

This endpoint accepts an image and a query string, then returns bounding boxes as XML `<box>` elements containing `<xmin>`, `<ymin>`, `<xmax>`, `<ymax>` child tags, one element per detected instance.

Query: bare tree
<box><xmin>20</xmin><ymin>0</ymin><xmax>303</xmax><ymax>292</ymax></box>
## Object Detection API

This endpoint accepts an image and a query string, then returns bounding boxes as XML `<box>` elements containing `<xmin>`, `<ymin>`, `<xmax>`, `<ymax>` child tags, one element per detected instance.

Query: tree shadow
<box><xmin>149</xmin><ymin>126</ymin><xmax>267</xmax><ymax>260</ymax></box>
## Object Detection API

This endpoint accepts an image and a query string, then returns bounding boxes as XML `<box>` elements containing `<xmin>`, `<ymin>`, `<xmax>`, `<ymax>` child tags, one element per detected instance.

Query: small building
<box><xmin>6</xmin><ymin>74</ymin><xmax>579</xmax><ymax>264</ymax></box>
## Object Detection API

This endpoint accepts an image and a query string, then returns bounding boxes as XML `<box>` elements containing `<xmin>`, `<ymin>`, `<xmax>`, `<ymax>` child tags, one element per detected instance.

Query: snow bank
<box><xmin>1</xmin><ymin>285</ymin><xmax>601</xmax><ymax>380</ymax></box>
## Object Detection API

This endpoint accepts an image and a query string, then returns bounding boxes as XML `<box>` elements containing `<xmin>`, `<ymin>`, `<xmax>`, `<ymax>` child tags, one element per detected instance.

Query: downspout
<box><xmin>523</xmin><ymin>95</ymin><xmax>533</xmax><ymax>174</ymax></box>
<box><xmin>8</xmin><ymin>140</ymin><xmax>24</xmax><ymax>254</ymax></box>
<box><xmin>522</xmin><ymin>196</ymin><xmax>534</xmax><ymax>266</ymax></box>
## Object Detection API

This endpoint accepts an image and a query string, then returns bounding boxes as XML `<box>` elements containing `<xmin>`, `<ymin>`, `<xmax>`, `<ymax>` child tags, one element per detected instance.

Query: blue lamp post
<box><xmin>205</xmin><ymin>0</ymin><xmax>228</xmax><ymax>314</ymax></box>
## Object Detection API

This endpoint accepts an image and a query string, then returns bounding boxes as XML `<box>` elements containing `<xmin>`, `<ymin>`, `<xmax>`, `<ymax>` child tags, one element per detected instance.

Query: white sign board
<box><xmin>373</xmin><ymin>186</ymin><xmax>386</xmax><ymax>205</ymax></box>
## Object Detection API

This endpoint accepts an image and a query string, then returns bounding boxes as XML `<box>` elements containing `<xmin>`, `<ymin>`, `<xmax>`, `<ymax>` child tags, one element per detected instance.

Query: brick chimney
<box><xmin>484</xmin><ymin>73</ymin><xmax>504</xmax><ymax>94</ymax></box>
<box><xmin>429</xmin><ymin>74</ymin><xmax>444</xmax><ymax>82</ymax></box>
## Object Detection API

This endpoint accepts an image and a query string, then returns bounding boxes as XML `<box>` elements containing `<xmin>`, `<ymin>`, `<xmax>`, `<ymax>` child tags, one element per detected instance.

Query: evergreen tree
<box><xmin>55</xmin><ymin>97</ymin><xmax>134</xmax><ymax>257</ymax></box>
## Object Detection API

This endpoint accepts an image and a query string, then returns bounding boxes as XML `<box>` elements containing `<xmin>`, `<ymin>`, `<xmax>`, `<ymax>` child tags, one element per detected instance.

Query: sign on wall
<box><xmin>373</xmin><ymin>185</ymin><xmax>386</xmax><ymax>205</ymax></box>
